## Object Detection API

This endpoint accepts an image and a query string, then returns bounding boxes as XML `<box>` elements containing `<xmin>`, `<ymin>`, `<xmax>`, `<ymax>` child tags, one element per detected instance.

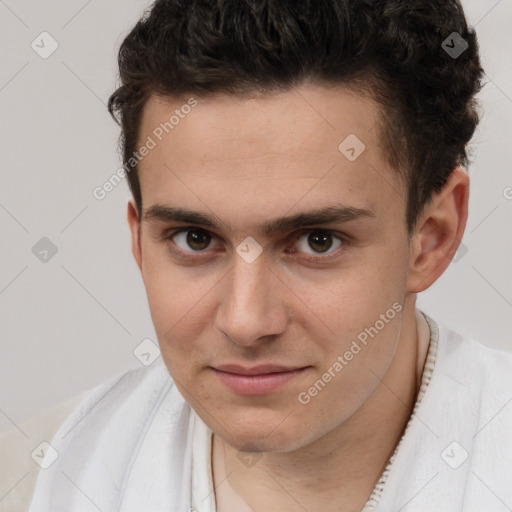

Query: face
<box><xmin>128</xmin><ymin>84</ymin><xmax>414</xmax><ymax>453</ymax></box>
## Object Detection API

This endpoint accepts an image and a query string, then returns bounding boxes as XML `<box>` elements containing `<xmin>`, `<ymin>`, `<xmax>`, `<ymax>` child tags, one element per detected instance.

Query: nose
<box><xmin>214</xmin><ymin>253</ymin><xmax>289</xmax><ymax>347</ymax></box>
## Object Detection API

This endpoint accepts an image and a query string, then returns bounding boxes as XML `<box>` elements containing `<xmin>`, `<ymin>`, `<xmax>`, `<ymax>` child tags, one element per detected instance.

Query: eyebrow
<box><xmin>143</xmin><ymin>204</ymin><xmax>376</xmax><ymax>236</ymax></box>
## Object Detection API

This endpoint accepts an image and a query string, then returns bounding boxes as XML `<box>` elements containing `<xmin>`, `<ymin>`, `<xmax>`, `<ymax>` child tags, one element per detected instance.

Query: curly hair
<box><xmin>107</xmin><ymin>0</ymin><xmax>485</xmax><ymax>233</ymax></box>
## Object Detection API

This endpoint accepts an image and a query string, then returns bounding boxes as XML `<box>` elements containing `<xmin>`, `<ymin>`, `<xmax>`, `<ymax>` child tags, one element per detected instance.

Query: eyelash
<box><xmin>160</xmin><ymin>227</ymin><xmax>350</xmax><ymax>264</ymax></box>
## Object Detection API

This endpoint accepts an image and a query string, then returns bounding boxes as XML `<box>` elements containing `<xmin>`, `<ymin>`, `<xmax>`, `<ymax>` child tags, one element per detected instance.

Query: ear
<box><xmin>406</xmin><ymin>167</ymin><xmax>469</xmax><ymax>293</ymax></box>
<box><xmin>127</xmin><ymin>200</ymin><xmax>143</xmax><ymax>273</ymax></box>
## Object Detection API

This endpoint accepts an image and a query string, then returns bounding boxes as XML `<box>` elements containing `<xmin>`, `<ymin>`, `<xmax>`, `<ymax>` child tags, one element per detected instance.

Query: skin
<box><xmin>127</xmin><ymin>83</ymin><xmax>469</xmax><ymax>511</ymax></box>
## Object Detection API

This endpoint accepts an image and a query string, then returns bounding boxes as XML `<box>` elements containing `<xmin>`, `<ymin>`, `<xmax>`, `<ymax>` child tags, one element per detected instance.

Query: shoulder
<box><xmin>0</xmin><ymin>359</ymin><xmax>177</xmax><ymax>512</ymax></box>
<box><xmin>0</xmin><ymin>389</ymin><xmax>92</xmax><ymax>512</ymax></box>
<box><xmin>428</xmin><ymin>314</ymin><xmax>512</xmax><ymax>403</ymax></box>
<box><xmin>436</xmin><ymin>318</ymin><xmax>512</xmax><ymax>371</ymax></box>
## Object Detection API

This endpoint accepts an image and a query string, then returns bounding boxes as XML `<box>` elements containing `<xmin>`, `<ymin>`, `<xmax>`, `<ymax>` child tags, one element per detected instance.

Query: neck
<box><xmin>212</xmin><ymin>297</ymin><xmax>428</xmax><ymax>512</ymax></box>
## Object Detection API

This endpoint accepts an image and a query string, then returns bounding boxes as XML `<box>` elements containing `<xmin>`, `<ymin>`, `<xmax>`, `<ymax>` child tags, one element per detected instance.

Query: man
<box><xmin>9</xmin><ymin>0</ymin><xmax>512</xmax><ymax>511</ymax></box>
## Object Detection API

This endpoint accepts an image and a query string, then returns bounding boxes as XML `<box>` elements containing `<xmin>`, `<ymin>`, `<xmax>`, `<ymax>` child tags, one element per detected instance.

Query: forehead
<box><xmin>137</xmin><ymin>85</ymin><xmax>405</xmax><ymax>232</ymax></box>
<box><xmin>140</xmin><ymin>85</ymin><xmax>381</xmax><ymax>162</ymax></box>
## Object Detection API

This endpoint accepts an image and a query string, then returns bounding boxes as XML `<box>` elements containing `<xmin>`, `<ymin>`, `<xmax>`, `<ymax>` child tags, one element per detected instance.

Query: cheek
<box><xmin>141</xmin><ymin>243</ymin><xmax>212</xmax><ymax>328</ymax></box>
<box><xmin>292</xmin><ymin>305</ymin><xmax>405</xmax><ymax>440</ymax></box>
<box><xmin>140</xmin><ymin>248</ymin><xmax>213</xmax><ymax>368</ymax></box>
<box><xmin>287</xmin><ymin>250</ymin><xmax>408</xmax><ymax>393</ymax></box>
<box><xmin>285</xmin><ymin>257</ymin><xmax>407</xmax><ymax>340</ymax></box>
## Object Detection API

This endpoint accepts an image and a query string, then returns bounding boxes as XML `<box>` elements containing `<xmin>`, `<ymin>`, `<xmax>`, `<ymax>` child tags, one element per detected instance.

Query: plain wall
<box><xmin>0</xmin><ymin>0</ymin><xmax>511</xmax><ymax>432</ymax></box>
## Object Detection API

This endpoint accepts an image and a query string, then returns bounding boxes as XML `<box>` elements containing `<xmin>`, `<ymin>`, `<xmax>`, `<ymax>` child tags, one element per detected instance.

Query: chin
<box><xmin>220</xmin><ymin>417</ymin><xmax>311</xmax><ymax>454</ymax></box>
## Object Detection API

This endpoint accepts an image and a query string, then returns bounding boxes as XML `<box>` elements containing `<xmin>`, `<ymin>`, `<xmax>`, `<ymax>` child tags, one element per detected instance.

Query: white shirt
<box><xmin>3</xmin><ymin>309</ymin><xmax>511</xmax><ymax>511</ymax></box>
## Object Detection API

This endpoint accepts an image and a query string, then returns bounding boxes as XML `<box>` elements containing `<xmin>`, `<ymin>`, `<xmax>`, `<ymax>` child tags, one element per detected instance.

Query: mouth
<box><xmin>212</xmin><ymin>365</ymin><xmax>310</xmax><ymax>396</ymax></box>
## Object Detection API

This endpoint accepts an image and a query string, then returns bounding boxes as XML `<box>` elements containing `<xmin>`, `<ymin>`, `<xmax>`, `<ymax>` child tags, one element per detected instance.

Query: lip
<box><xmin>214</xmin><ymin>364</ymin><xmax>306</xmax><ymax>375</ymax></box>
<box><xmin>212</xmin><ymin>365</ymin><xmax>309</xmax><ymax>396</ymax></box>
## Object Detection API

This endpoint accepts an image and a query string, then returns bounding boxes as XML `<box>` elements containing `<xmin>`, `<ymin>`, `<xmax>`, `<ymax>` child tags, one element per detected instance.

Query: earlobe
<box><xmin>127</xmin><ymin>200</ymin><xmax>143</xmax><ymax>272</ymax></box>
<box><xmin>406</xmin><ymin>167</ymin><xmax>469</xmax><ymax>293</ymax></box>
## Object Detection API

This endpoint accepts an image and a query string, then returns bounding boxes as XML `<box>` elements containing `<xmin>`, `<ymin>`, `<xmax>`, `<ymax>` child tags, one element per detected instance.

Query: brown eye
<box><xmin>172</xmin><ymin>229</ymin><xmax>212</xmax><ymax>252</ymax></box>
<box><xmin>186</xmin><ymin>230</ymin><xmax>211</xmax><ymax>250</ymax></box>
<box><xmin>293</xmin><ymin>230</ymin><xmax>343</xmax><ymax>257</ymax></box>
<box><xmin>307</xmin><ymin>232</ymin><xmax>333</xmax><ymax>253</ymax></box>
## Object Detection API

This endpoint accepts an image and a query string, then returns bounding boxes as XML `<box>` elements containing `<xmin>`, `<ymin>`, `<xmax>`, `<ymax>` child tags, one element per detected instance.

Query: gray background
<box><xmin>1</xmin><ymin>0</ymin><xmax>511</xmax><ymax>432</ymax></box>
